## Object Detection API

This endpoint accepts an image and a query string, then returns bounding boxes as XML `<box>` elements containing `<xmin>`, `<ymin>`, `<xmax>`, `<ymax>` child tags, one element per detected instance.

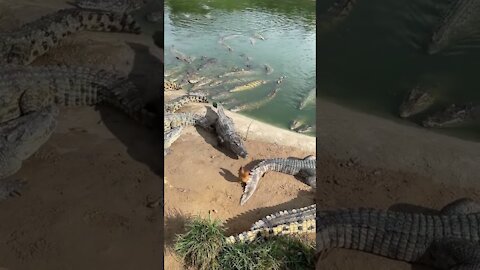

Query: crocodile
<box><xmin>226</xmin><ymin>204</ymin><xmax>316</xmax><ymax>244</ymax></box>
<box><xmin>427</xmin><ymin>0</ymin><xmax>480</xmax><ymax>54</ymax></box>
<box><xmin>239</xmin><ymin>155</ymin><xmax>316</xmax><ymax>206</ymax></box>
<box><xmin>298</xmin><ymin>87</ymin><xmax>316</xmax><ymax>110</ymax></box>
<box><xmin>253</xmin><ymin>32</ymin><xmax>266</xmax><ymax>41</ymax></box>
<box><xmin>399</xmin><ymin>86</ymin><xmax>435</xmax><ymax>118</ymax></box>
<box><xmin>164</xmin><ymin>81</ymin><xmax>182</xmax><ymax>91</ymax></box>
<box><xmin>319</xmin><ymin>0</ymin><xmax>357</xmax><ymax>32</ymax></box>
<box><xmin>70</xmin><ymin>0</ymin><xmax>148</xmax><ymax>13</ymax></box>
<box><xmin>164</xmin><ymin>112</ymin><xmax>210</xmax><ymax>132</ymax></box>
<box><xmin>296</xmin><ymin>125</ymin><xmax>314</xmax><ymax>134</ymax></box>
<box><xmin>218</xmin><ymin>69</ymin><xmax>258</xmax><ymax>78</ymax></box>
<box><xmin>196</xmin><ymin>56</ymin><xmax>217</xmax><ymax>72</ymax></box>
<box><xmin>0</xmin><ymin>8</ymin><xmax>141</xmax><ymax>65</ymax></box>
<box><xmin>230</xmin><ymin>76</ymin><xmax>285</xmax><ymax>112</ymax></box>
<box><xmin>0</xmin><ymin>106</ymin><xmax>58</xmax><ymax>200</ymax></box>
<box><xmin>170</xmin><ymin>45</ymin><xmax>194</xmax><ymax>64</ymax></box>
<box><xmin>212</xmin><ymin>103</ymin><xmax>248</xmax><ymax>159</ymax></box>
<box><xmin>422</xmin><ymin>103</ymin><xmax>480</xmax><ymax>128</ymax></box>
<box><xmin>229</xmin><ymin>80</ymin><xmax>267</xmax><ymax>93</ymax></box>
<box><xmin>0</xmin><ymin>65</ymin><xmax>152</xmax><ymax>126</ymax></box>
<box><xmin>264</xmin><ymin>64</ymin><xmax>273</xmax><ymax>75</ymax></box>
<box><xmin>290</xmin><ymin>119</ymin><xmax>303</xmax><ymax>130</ymax></box>
<box><xmin>316</xmin><ymin>198</ymin><xmax>480</xmax><ymax>269</ymax></box>
<box><xmin>164</xmin><ymin>126</ymin><xmax>183</xmax><ymax>156</ymax></box>
<box><xmin>164</xmin><ymin>94</ymin><xmax>209</xmax><ymax>113</ymax></box>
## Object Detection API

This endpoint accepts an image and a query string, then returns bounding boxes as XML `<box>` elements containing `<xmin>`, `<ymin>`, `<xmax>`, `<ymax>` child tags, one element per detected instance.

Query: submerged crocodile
<box><xmin>226</xmin><ymin>204</ymin><xmax>316</xmax><ymax>244</ymax></box>
<box><xmin>229</xmin><ymin>80</ymin><xmax>267</xmax><ymax>93</ymax></box>
<box><xmin>0</xmin><ymin>106</ymin><xmax>58</xmax><ymax>200</ymax></box>
<box><xmin>164</xmin><ymin>94</ymin><xmax>209</xmax><ymax>113</ymax></box>
<box><xmin>213</xmin><ymin>103</ymin><xmax>248</xmax><ymax>159</ymax></box>
<box><xmin>0</xmin><ymin>8</ymin><xmax>141</xmax><ymax>65</ymax></box>
<box><xmin>164</xmin><ymin>126</ymin><xmax>183</xmax><ymax>156</ymax></box>
<box><xmin>422</xmin><ymin>103</ymin><xmax>480</xmax><ymax>128</ymax></box>
<box><xmin>298</xmin><ymin>88</ymin><xmax>316</xmax><ymax>110</ymax></box>
<box><xmin>239</xmin><ymin>155</ymin><xmax>316</xmax><ymax>205</ymax></box>
<box><xmin>427</xmin><ymin>0</ymin><xmax>480</xmax><ymax>54</ymax></box>
<box><xmin>316</xmin><ymin>198</ymin><xmax>480</xmax><ymax>269</ymax></box>
<box><xmin>319</xmin><ymin>0</ymin><xmax>357</xmax><ymax>31</ymax></box>
<box><xmin>70</xmin><ymin>0</ymin><xmax>148</xmax><ymax>13</ymax></box>
<box><xmin>399</xmin><ymin>86</ymin><xmax>435</xmax><ymax>118</ymax></box>
<box><xmin>170</xmin><ymin>45</ymin><xmax>194</xmax><ymax>64</ymax></box>
<box><xmin>230</xmin><ymin>76</ymin><xmax>285</xmax><ymax>112</ymax></box>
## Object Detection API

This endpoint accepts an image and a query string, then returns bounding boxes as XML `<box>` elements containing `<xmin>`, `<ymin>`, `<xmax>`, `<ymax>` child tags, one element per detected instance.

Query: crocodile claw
<box><xmin>0</xmin><ymin>179</ymin><xmax>27</xmax><ymax>201</ymax></box>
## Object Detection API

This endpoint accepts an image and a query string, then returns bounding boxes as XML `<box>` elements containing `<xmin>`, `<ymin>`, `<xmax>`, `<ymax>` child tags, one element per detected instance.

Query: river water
<box><xmin>163</xmin><ymin>0</ymin><xmax>316</xmax><ymax>136</ymax></box>
<box><xmin>318</xmin><ymin>0</ymin><xmax>480</xmax><ymax>141</ymax></box>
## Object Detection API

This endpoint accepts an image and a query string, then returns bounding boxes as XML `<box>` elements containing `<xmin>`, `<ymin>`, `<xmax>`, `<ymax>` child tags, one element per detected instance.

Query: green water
<box><xmin>318</xmin><ymin>0</ymin><xmax>480</xmax><ymax>141</ymax></box>
<box><xmin>163</xmin><ymin>0</ymin><xmax>316</xmax><ymax>136</ymax></box>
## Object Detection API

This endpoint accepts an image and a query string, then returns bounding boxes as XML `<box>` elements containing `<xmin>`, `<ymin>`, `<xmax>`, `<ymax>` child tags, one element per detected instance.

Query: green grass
<box><xmin>173</xmin><ymin>216</ymin><xmax>316</xmax><ymax>270</ymax></box>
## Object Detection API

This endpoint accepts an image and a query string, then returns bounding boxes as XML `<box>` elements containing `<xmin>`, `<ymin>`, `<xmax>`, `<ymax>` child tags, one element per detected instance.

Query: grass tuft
<box><xmin>174</xmin><ymin>216</ymin><xmax>316</xmax><ymax>270</ymax></box>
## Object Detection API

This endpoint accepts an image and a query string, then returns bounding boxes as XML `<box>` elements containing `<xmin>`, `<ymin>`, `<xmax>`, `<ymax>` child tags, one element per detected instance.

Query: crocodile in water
<box><xmin>0</xmin><ymin>8</ymin><xmax>141</xmax><ymax>65</ymax></box>
<box><xmin>213</xmin><ymin>103</ymin><xmax>248</xmax><ymax>159</ymax></box>
<box><xmin>164</xmin><ymin>81</ymin><xmax>182</xmax><ymax>91</ymax></box>
<box><xmin>0</xmin><ymin>106</ymin><xmax>58</xmax><ymax>200</ymax></box>
<box><xmin>316</xmin><ymin>198</ymin><xmax>480</xmax><ymax>269</ymax></box>
<box><xmin>229</xmin><ymin>80</ymin><xmax>267</xmax><ymax>93</ymax></box>
<box><xmin>240</xmin><ymin>155</ymin><xmax>316</xmax><ymax>205</ymax></box>
<box><xmin>164</xmin><ymin>94</ymin><xmax>209</xmax><ymax>113</ymax></box>
<box><xmin>298</xmin><ymin>87</ymin><xmax>316</xmax><ymax>110</ymax></box>
<box><xmin>422</xmin><ymin>103</ymin><xmax>480</xmax><ymax>128</ymax></box>
<box><xmin>427</xmin><ymin>0</ymin><xmax>480</xmax><ymax>54</ymax></box>
<box><xmin>230</xmin><ymin>76</ymin><xmax>285</xmax><ymax>112</ymax></box>
<box><xmin>399</xmin><ymin>85</ymin><xmax>435</xmax><ymax>118</ymax></box>
<box><xmin>226</xmin><ymin>204</ymin><xmax>316</xmax><ymax>244</ymax></box>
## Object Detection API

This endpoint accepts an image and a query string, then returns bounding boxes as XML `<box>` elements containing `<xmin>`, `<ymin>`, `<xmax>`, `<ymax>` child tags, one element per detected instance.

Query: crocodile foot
<box><xmin>0</xmin><ymin>178</ymin><xmax>26</xmax><ymax>201</ymax></box>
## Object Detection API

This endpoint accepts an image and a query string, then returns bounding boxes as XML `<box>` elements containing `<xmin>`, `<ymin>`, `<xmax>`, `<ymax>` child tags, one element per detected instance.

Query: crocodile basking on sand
<box><xmin>399</xmin><ymin>86</ymin><xmax>435</xmax><ymax>118</ymax></box>
<box><xmin>427</xmin><ymin>0</ymin><xmax>480</xmax><ymax>54</ymax></box>
<box><xmin>164</xmin><ymin>112</ymin><xmax>210</xmax><ymax>132</ymax></box>
<box><xmin>164</xmin><ymin>94</ymin><xmax>209</xmax><ymax>113</ymax></box>
<box><xmin>164</xmin><ymin>126</ymin><xmax>183</xmax><ymax>156</ymax></box>
<box><xmin>212</xmin><ymin>103</ymin><xmax>248</xmax><ymax>159</ymax></box>
<box><xmin>0</xmin><ymin>8</ymin><xmax>141</xmax><ymax>65</ymax></box>
<box><xmin>70</xmin><ymin>0</ymin><xmax>148</xmax><ymax>13</ymax></box>
<box><xmin>422</xmin><ymin>103</ymin><xmax>480</xmax><ymax>128</ymax></box>
<box><xmin>226</xmin><ymin>204</ymin><xmax>316</xmax><ymax>244</ymax></box>
<box><xmin>0</xmin><ymin>106</ymin><xmax>58</xmax><ymax>200</ymax></box>
<box><xmin>316</xmin><ymin>198</ymin><xmax>480</xmax><ymax>269</ymax></box>
<box><xmin>239</xmin><ymin>155</ymin><xmax>316</xmax><ymax>205</ymax></box>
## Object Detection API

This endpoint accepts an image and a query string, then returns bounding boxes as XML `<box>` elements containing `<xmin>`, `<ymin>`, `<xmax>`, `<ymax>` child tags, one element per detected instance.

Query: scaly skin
<box><xmin>422</xmin><ymin>103</ymin><xmax>480</xmax><ymax>128</ymax></box>
<box><xmin>164</xmin><ymin>81</ymin><xmax>182</xmax><ymax>91</ymax></box>
<box><xmin>0</xmin><ymin>65</ymin><xmax>152</xmax><ymax>126</ymax></box>
<box><xmin>164</xmin><ymin>94</ymin><xmax>209</xmax><ymax>113</ymax></box>
<box><xmin>164</xmin><ymin>126</ymin><xmax>183</xmax><ymax>156</ymax></box>
<box><xmin>0</xmin><ymin>8</ymin><xmax>141</xmax><ymax>65</ymax></box>
<box><xmin>0</xmin><ymin>106</ymin><xmax>58</xmax><ymax>200</ymax></box>
<box><xmin>399</xmin><ymin>86</ymin><xmax>435</xmax><ymax>118</ymax></box>
<box><xmin>71</xmin><ymin>0</ymin><xmax>148</xmax><ymax>13</ymax></box>
<box><xmin>316</xmin><ymin>198</ymin><xmax>480</xmax><ymax>269</ymax></box>
<box><xmin>164</xmin><ymin>112</ymin><xmax>209</xmax><ymax>132</ymax></box>
<box><xmin>229</xmin><ymin>80</ymin><xmax>267</xmax><ymax>93</ymax></box>
<box><xmin>214</xmin><ymin>104</ymin><xmax>248</xmax><ymax>159</ymax></box>
<box><xmin>240</xmin><ymin>155</ymin><xmax>316</xmax><ymax>205</ymax></box>
<box><xmin>427</xmin><ymin>0</ymin><xmax>480</xmax><ymax>54</ymax></box>
<box><xmin>230</xmin><ymin>76</ymin><xmax>285</xmax><ymax>112</ymax></box>
<box><xmin>226</xmin><ymin>204</ymin><xmax>316</xmax><ymax>244</ymax></box>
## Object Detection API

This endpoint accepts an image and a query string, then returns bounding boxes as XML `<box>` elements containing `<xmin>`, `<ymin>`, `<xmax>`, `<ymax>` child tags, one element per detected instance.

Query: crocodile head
<box><xmin>422</xmin><ymin>104</ymin><xmax>471</xmax><ymax>128</ymax></box>
<box><xmin>399</xmin><ymin>86</ymin><xmax>435</xmax><ymax>118</ymax></box>
<box><xmin>227</xmin><ymin>137</ymin><xmax>248</xmax><ymax>159</ymax></box>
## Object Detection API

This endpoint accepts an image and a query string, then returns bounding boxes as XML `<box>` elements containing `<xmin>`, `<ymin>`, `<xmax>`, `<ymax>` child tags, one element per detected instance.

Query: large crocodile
<box><xmin>164</xmin><ymin>94</ymin><xmax>209</xmax><ymax>113</ymax></box>
<box><xmin>229</xmin><ymin>80</ymin><xmax>267</xmax><ymax>93</ymax></box>
<box><xmin>0</xmin><ymin>65</ymin><xmax>152</xmax><ymax>125</ymax></box>
<box><xmin>226</xmin><ymin>204</ymin><xmax>316</xmax><ymax>244</ymax></box>
<box><xmin>213</xmin><ymin>103</ymin><xmax>248</xmax><ymax>159</ymax></box>
<box><xmin>70</xmin><ymin>0</ymin><xmax>148</xmax><ymax>13</ymax></box>
<box><xmin>422</xmin><ymin>103</ymin><xmax>480</xmax><ymax>128</ymax></box>
<box><xmin>0</xmin><ymin>106</ymin><xmax>58</xmax><ymax>201</ymax></box>
<box><xmin>399</xmin><ymin>86</ymin><xmax>435</xmax><ymax>118</ymax></box>
<box><xmin>0</xmin><ymin>8</ymin><xmax>141</xmax><ymax>65</ymax></box>
<box><xmin>316</xmin><ymin>198</ymin><xmax>480</xmax><ymax>269</ymax></box>
<box><xmin>230</xmin><ymin>76</ymin><xmax>285</xmax><ymax>112</ymax></box>
<box><xmin>239</xmin><ymin>155</ymin><xmax>316</xmax><ymax>205</ymax></box>
<box><xmin>427</xmin><ymin>0</ymin><xmax>480</xmax><ymax>54</ymax></box>
<box><xmin>164</xmin><ymin>112</ymin><xmax>210</xmax><ymax>132</ymax></box>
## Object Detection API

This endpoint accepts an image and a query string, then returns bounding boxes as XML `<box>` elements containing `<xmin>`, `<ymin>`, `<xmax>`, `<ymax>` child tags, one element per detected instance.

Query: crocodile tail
<box><xmin>70</xmin><ymin>0</ymin><xmax>147</xmax><ymax>13</ymax></box>
<box><xmin>250</xmin><ymin>204</ymin><xmax>316</xmax><ymax>230</ymax></box>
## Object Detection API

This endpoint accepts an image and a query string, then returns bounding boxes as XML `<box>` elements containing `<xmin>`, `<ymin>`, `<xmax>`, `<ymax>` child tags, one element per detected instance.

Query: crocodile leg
<box><xmin>296</xmin><ymin>167</ymin><xmax>316</xmax><ymax>188</ymax></box>
<box><xmin>427</xmin><ymin>238</ymin><xmax>480</xmax><ymax>270</ymax></box>
<box><xmin>0</xmin><ymin>106</ymin><xmax>58</xmax><ymax>200</ymax></box>
<box><xmin>440</xmin><ymin>198</ymin><xmax>480</xmax><ymax>215</ymax></box>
